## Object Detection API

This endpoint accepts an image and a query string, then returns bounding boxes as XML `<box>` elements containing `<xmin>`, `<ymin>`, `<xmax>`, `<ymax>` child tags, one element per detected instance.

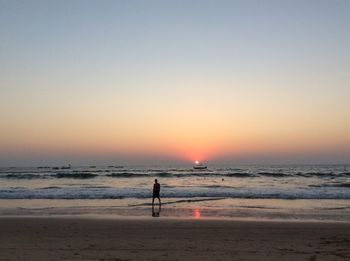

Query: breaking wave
<box><xmin>1</xmin><ymin>186</ymin><xmax>350</xmax><ymax>200</ymax></box>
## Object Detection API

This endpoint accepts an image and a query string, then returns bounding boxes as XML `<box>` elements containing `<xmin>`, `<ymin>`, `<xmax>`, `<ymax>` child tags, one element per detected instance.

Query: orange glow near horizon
<box><xmin>2</xmin><ymin>126</ymin><xmax>350</xmax><ymax>164</ymax></box>
<box><xmin>1</xmin><ymin>83</ymin><xmax>350</xmax><ymax>164</ymax></box>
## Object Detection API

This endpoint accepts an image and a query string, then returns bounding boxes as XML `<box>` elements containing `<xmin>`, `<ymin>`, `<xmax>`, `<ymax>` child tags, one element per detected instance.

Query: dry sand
<box><xmin>0</xmin><ymin>217</ymin><xmax>350</xmax><ymax>261</ymax></box>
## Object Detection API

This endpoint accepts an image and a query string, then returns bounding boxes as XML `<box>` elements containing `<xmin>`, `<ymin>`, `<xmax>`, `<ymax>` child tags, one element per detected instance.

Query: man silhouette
<box><xmin>152</xmin><ymin>179</ymin><xmax>161</xmax><ymax>216</ymax></box>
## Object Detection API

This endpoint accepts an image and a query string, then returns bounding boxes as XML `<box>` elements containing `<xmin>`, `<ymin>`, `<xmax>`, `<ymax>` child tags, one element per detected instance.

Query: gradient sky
<box><xmin>1</xmin><ymin>0</ymin><xmax>350</xmax><ymax>166</ymax></box>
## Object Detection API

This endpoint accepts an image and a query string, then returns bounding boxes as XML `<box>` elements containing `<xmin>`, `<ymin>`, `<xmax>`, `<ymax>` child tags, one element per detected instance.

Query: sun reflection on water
<box><xmin>194</xmin><ymin>208</ymin><xmax>201</xmax><ymax>219</ymax></box>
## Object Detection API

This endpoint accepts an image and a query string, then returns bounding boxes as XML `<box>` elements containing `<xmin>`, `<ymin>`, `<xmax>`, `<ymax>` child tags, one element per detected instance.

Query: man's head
<box><xmin>155</xmin><ymin>179</ymin><xmax>158</xmax><ymax>183</ymax></box>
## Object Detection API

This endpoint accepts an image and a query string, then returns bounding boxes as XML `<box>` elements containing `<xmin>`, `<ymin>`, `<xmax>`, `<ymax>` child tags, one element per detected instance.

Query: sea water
<box><xmin>1</xmin><ymin>165</ymin><xmax>349</xmax><ymax>220</ymax></box>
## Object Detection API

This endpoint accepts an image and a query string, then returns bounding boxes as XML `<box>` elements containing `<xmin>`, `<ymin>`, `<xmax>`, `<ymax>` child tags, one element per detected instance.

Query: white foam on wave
<box><xmin>1</xmin><ymin>186</ymin><xmax>350</xmax><ymax>200</ymax></box>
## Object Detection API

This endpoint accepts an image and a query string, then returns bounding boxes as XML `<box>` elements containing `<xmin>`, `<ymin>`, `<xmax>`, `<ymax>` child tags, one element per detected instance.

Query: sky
<box><xmin>1</xmin><ymin>0</ymin><xmax>350</xmax><ymax>166</ymax></box>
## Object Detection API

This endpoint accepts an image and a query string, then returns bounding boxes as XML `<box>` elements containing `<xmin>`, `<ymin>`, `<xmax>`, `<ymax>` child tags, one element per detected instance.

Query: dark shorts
<box><xmin>153</xmin><ymin>191</ymin><xmax>160</xmax><ymax>198</ymax></box>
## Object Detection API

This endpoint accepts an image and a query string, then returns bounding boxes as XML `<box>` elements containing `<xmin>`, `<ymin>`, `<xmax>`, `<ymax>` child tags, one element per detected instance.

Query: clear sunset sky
<box><xmin>1</xmin><ymin>0</ymin><xmax>349</xmax><ymax>166</ymax></box>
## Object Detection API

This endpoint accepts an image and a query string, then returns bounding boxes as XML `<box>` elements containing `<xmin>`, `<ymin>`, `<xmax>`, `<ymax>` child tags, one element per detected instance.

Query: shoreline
<box><xmin>1</xmin><ymin>217</ymin><xmax>350</xmax><ymax>260</ymax></box>
<box><xmin>1</xmin><ymin>198</ymin><xmax>350</xmax><ymax>222</ymax></box>
<box><xmin>2</xmin><ymin>215</ymin><xmax>350</xmax><ymax>224</ymax></box>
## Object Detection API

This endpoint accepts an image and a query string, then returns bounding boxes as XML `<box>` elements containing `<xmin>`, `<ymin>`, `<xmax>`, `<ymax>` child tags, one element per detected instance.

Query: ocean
<box><xmin>1</xmin><ymin>164</ymin><xmax>350</xmax><ymax>220</ymax></box>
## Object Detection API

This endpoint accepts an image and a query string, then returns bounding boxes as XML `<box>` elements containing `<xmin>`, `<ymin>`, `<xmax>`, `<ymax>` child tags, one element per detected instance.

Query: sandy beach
<box><xmin>0</xmin><ymin>217</ymin><xmax>349</xmax><ymax>261</ymax></box>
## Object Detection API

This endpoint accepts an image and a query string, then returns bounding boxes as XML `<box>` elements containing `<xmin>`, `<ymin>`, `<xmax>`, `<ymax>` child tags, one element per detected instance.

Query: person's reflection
<box><xmin>152</xmin><ymin>203</ymin><xmax>161</xmax><ymax>217</ymax></box>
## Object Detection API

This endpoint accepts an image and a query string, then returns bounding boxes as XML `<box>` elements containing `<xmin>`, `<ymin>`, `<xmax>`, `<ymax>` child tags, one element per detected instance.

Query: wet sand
<box><xmin>0</xmin><ymin>217</ymin><xmax>350</xmax><ymax>261</ymax></box>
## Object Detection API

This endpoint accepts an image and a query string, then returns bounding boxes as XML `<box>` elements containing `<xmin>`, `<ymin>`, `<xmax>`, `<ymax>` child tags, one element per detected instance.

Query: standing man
<box><xmin>152</xmin><ymin>179</ymin><xmax>161</xmax><ymax>216</ymax></box>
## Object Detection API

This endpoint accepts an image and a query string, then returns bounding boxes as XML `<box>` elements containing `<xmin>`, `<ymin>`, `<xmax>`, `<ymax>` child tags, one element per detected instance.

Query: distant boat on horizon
<box><xmin>107</xmin><ymin>165</ymin><xmax>124</xmax><ymax>168</ymax></box>
<box><xmin>60</xmin><ymin>164</ymin><xmax>71</xmax><ymax>170</ymax></box>
<box><xmin>193</xmin><ymin>162</ymin><xmax>207</xmax><ymax>170</ymax></box>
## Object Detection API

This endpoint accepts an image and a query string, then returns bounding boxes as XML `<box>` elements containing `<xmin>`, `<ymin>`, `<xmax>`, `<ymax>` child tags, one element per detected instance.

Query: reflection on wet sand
<box><xmin>194</xmin><ymin>208</ymin><xmax>201</xmax><ymax>219</ymax></box>
<box><xmin>152</xmin><ymin>201</ymin><xmax>161</xmax><ymax>217</ymax></box>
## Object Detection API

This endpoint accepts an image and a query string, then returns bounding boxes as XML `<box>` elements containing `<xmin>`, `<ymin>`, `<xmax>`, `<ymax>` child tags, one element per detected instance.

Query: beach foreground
<box><xmin>1</xmin><ymin>218</ymin><xmax>350</xmax><ymax>261</ymax></box>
